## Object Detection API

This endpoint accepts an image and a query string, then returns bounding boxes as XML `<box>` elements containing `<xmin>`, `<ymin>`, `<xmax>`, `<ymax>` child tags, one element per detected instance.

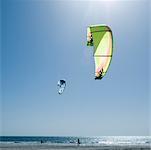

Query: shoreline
<box><xmin>0</xmin><ymin>143</ymin><xmax>151</xmax><ymax>150</ymax></box>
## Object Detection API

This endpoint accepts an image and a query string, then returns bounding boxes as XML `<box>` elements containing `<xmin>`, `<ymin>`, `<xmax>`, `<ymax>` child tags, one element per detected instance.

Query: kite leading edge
<box><xmin>87</xmin><ymin>25</ymin><xmax>113</xmax><ymax>80</ymax></box>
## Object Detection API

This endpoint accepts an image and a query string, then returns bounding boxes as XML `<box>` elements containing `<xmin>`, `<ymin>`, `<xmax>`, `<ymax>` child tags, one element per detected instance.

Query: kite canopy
<box><xmin>87</xmin><ymin>25</ymin><xmax>113</xmax><ymax>80</ymax></box>
<box><xmin>57</xmin><ymin>80</ymin><xmax>66</xmax><ymax>94</ymax></box>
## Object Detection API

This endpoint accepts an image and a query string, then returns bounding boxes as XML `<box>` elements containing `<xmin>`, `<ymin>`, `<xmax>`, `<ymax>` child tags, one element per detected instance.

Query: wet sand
<box><xmin>0</xmin><ymin>143</ymin><xmax>151</xmax><ymax>150</ymax></box>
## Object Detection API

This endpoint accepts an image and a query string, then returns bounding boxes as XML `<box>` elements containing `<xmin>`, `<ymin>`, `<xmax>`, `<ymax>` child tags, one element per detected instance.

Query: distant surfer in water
<box><xmin>77</xmin><ymin>138</ymin><xmax>80</xmax><ymax>145</ymax></box>
<box><xmin>40</xmin><ymin>140</ymin><xmax>43</xmax><ymax>144</ymax></box>
<box><xmin>40</xmin><ymin>140</ymin><xmax>45</xmax><ymax>144</ymax></box>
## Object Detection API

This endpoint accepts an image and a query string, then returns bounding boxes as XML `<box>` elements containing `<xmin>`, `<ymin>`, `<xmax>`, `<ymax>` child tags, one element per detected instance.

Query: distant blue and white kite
<box><xmin>57</xmin><ymin>80</ymin><xmax>66</xmax><ymax>94</ymax></box>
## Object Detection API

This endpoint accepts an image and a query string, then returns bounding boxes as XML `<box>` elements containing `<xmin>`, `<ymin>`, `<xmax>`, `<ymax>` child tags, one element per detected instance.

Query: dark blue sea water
<box><xmin>0</xmin><ymin>136</ymin><xmax>151</xmax><ymax>146</ymax></box>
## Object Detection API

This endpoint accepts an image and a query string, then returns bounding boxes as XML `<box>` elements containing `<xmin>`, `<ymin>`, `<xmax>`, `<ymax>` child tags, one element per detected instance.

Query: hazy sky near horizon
<box><xmin>1</xmin><ymin>0</ymin><xmax>150</xmax><ymax>136</ymax></box>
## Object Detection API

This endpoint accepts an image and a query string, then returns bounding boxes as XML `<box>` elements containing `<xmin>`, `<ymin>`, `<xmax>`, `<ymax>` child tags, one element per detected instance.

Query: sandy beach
<box><xmin>0</xmin><ymin>143</ymin><xmax>151</xmax><ymax>150</ymax></box>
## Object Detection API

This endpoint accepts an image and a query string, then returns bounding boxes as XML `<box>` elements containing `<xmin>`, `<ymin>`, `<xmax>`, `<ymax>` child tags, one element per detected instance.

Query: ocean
<box><xmin>0</xmin><ymin>136</ymin><xmax>151</xmax><ymax>146</ymax></box>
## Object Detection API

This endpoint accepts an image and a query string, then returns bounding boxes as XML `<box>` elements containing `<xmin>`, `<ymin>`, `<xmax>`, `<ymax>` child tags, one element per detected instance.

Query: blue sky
<box><xmin>1</xmin><ymin>0</ymin><xmax>150</xmax><ymax>136</ymax></box>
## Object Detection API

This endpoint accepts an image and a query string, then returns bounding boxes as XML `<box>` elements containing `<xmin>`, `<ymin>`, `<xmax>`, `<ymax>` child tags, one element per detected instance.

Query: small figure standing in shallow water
<box><xmin>77</xmin><ymin>138</ymin><xmax>80</xmax><ymax>145</ymax></box>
